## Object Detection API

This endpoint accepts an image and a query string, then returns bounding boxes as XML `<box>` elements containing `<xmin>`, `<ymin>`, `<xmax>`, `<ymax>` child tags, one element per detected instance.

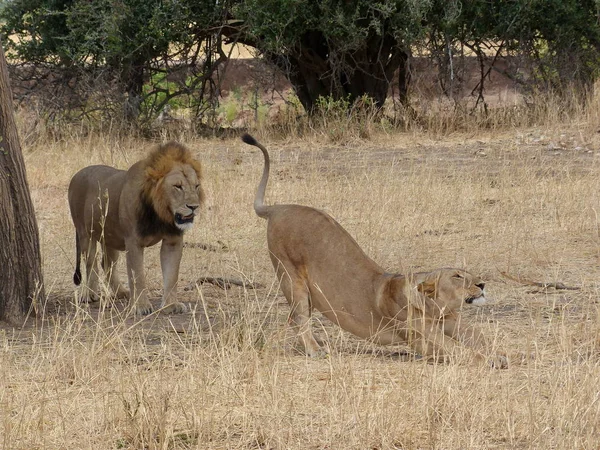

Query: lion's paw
<box><xmin>114</xmin><ymin>287</ymin><xmax>129</xmax><ymax>299</ymax></box>
<box><xmin>161</xmin><ymin>302</ymin><xmax>188</xmax><ymax>314</ymax></box>
<box><xmin>80</xmin><ymin>291</ymin><xmax>100</xmax><ymax>303</ymax></box>
<box><xmin>135</xmin><ymin>302</ymin><xmax>154</xmax><ymax>316</ymax></box>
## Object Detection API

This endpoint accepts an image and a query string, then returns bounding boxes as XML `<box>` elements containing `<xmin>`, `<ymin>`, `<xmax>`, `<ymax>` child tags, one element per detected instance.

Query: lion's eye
<box><xmin>195</xmin><ymin>184</ymin><xmax>200</xmax><ymax>190</ymax></box>
<box><xmin>453</xmin><ymin>274</ymin><xmax>464</xmax><ymax>279</ymax></box>
<box><xmin>174</xmin><ymin>185</ymin><xmax>183</xmax><ymax>191</ymax></box>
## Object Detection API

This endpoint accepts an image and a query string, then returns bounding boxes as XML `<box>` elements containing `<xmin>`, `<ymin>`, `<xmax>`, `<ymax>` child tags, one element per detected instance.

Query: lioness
<box><xmin>68</xmin><ymin>142</ymin><xmax>204</xmax><ymax>315</ymax></box>
<box><xmin>242</xmin><ymin>134</ymin><xmax>505</xmax><ymax>366</ymax></box>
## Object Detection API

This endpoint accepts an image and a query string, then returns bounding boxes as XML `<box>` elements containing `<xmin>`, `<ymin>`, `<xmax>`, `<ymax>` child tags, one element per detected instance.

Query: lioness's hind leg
<box><xmin>102</xmin><ymin>247</ymin><xmax>128</xmax><ymax>299</ymax></box>
<box><xmin>278</xmin><ymin>270</ymin><xmax>324</xmax><ymax>357</ymax></box>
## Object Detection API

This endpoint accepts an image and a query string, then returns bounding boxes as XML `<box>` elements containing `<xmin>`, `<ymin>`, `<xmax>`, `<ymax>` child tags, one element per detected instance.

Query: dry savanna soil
<box><xmin>2</xmin><ymin>124</ymin><xmax>600</xmax><ymax>449</ymax></box>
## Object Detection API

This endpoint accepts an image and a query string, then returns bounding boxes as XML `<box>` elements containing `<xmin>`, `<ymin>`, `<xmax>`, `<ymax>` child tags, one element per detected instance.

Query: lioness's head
<box><xmin>411</xmin><ymin>268</ymin><xmax>487</xmax><ymax>314</ymax></box>
<box><xmin>142</xmin><ymin>142</ymin><xmax>204</xmax><ymax>232</ymax></box>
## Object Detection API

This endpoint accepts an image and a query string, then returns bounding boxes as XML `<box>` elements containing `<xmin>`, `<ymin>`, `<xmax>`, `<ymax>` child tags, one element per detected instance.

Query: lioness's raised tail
<box><xmin>241</xmin><ymin>134</ymin><xmax>270</xmax><ymax>219</ymax></box>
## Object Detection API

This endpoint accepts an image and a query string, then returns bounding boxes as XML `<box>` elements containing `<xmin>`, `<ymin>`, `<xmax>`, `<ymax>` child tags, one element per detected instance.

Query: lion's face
<box><xmin>143</xmin><ymin>142</ymin><xmax>204</xmax><ymax>233</ymax></box>
<box><xmin>162</xmin><ymin>163</ymin><xmax>203</xmax><ymax>231</ymax></box>
<box><xmin>415</xmin><ymin>268</ymin><xmax>487</xmax><ymax>313</ymax></box>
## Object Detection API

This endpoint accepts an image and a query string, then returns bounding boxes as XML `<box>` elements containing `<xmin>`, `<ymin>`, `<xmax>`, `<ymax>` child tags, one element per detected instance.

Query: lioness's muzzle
<box><xmin>465</xmin><ymin>295</ymin><xmax>487</xmax><ymax>305</ymax></box>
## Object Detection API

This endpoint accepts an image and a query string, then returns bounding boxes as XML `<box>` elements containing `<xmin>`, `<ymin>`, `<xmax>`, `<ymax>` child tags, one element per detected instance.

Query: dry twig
<box><xmin>195</xmin><ymin>277</ymin><xmax>263</xmax><ymax>290</ymax></box>
<box><xmin>500</xmin><ymin>271</ymin><xmax>580</xmax><ymax>291</ymax></box>
<box><xmin>184</xmin><ymin>241</ymin><xmax>229</xmax><ymax>252</ymax></box>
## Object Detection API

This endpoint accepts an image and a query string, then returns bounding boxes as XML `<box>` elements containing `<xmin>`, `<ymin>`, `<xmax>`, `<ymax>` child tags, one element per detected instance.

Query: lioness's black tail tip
<box><xmin>73</xmin><ymin>269</ymin><xmax>82</xmax><ymax>286</ymax></box>
<box><xmin>241</xmin><ymin>133</ymin><xmax>258</xmax><ymax>146</ymax></box>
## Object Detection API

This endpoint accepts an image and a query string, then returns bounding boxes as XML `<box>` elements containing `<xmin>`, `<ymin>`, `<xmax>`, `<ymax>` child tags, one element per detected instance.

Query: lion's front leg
<box><xmin>125</xmin><ymin>241</ymin><xmax>153</xmax><ymax>315</ymax></box>
<box><xmin>158</xmin><ymin>236</ymin><xmax>187</xmax><ymax>314</ymax></box>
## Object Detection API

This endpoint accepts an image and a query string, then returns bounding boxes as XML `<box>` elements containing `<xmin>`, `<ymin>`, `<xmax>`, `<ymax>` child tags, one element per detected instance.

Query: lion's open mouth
<box><xmin>175</xmin><ymin>212</ymin><xmax>195</xmax><ymax>225</ymax></box>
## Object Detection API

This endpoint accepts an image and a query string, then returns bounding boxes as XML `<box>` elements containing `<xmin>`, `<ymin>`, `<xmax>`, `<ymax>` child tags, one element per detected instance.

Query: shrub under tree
<box><xmin>2</xmin><ymin>0</ymin><xmax>600</xmax><ymax>123</ymax></box>
<box><xmin>224</xmin><ymin>0</ymin><xmax>429</xmax><ymax>113</ymax></box>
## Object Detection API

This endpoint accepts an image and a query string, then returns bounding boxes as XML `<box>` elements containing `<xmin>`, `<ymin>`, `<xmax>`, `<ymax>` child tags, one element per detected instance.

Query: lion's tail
<box><xmin>73</xmin><ymin>231</ymin><xmax>82</xmax><ymax>285</ymax></box>
<box><xmin>241</xmin><ymin>133</ymin><xmax>270</xmax><ymax>219</ymax></box>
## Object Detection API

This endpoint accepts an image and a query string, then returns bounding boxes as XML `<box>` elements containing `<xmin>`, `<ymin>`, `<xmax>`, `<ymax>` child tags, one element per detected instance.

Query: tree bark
<box><xmin>0</xmin><ymin>37</ymin><xmax>44</xmax><ymax>325</ymax></box>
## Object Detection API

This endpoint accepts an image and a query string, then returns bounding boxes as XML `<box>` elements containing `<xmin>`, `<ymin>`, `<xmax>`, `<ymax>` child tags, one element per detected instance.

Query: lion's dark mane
<box><xmin>137</xmin><ymin>192</ymin><xmax>182</xmax><ymax>238</ymax></box>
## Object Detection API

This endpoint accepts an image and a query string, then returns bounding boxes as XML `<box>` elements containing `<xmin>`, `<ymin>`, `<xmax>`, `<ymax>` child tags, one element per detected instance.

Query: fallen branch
<box><xmin>195</xmin><ymin>277</ymin><xmax>263</xmax><ymax>290</ymax></box>
<box><xmin>184</xmin><ymin>241</ymin><xmax>229</xmax><ymax>252</ymax></box>
<box><xmin>500</xmin><ymin>272</ymin><xmax>580</xmax><ymax>291</ymax></box>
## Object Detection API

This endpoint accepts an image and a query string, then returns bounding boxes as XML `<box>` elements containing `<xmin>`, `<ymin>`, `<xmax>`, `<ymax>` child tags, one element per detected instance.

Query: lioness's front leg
<box><xmin>443</xmin><ymin>316</ymin><xmax>508</xmax><ymax>368</ymax></box>
<box><xmin>158</xmin><ymin>236</ymin><xmax>187</xmax><ymax>314</ymax></box>
<box><xmin>125</xmin><ymin>241</ymin><xmax>153</xmax><ymax>315</ymax></box>
<box><xmin>406</xmin><ymin>317</ymin><xmax>468</xmax><ymax>364</ymax></box>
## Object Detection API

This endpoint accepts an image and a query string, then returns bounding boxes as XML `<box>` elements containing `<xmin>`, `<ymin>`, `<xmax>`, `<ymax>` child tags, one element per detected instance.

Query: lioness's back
<box><xmin>266</xmin><ymin>204</ymin><xmax>380</xmax><ymax>270</ymax></box>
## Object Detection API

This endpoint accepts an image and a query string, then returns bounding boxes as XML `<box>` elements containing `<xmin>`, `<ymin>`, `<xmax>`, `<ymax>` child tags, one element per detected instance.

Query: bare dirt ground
<box><xmin>3</xmin><ymin>59</ymin><xmax>600</xmax><ymax>448</ymax></box>
<box><xmin>3</xmin><ymin>122</ymin><xmax>600</xmax><ymax>448</ymax></box>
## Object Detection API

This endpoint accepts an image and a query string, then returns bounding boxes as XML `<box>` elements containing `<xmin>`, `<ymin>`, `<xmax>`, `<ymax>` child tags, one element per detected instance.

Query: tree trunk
<box><xmin>0</xmin><ymin>38</ymin><xmax>44</xmax><ymax>325</ymax></box>
<box><xmin>268</xmin><ymin>31</ymin><xmax>410</xmax><ymax>114</ymax></box>
<box><xmin>122</xmin><ymin>63</ymin><xmax>145</xmax><ymax>122</ymax></box>
<box><xmin>397</xmin><ymin>49</ymin><xmax>412</xmax><ymax>106</ymax></box>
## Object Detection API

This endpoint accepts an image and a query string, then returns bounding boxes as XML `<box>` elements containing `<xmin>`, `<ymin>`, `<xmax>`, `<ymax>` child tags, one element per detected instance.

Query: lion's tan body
<box><xmin>68</xmin><ymin>142</ymin><xmax>204</xmax><ymax>315</ymax></box>
<box><xmin>242</xmin><ymin>134</ymin><xmax>504</xmax><ymax>366</ymax></box>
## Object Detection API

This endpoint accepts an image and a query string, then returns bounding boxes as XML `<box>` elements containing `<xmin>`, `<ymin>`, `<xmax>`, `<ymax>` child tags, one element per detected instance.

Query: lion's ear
<box><xmin>190</xmin><ymin>159</ymin><xmax>203</xmax><ymax>179</ymax></box>
<box><xmin>145</xmin><ymin>166</ymin><xmax>163</xmax><ymax>183</ymax></box>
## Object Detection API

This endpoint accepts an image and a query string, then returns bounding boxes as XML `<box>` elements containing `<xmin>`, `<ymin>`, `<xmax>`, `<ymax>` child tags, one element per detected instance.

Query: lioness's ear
<box><xmin>416</xmin><ymin>280</ymin><xmax>436</xmax><ymax>298</ymax></box>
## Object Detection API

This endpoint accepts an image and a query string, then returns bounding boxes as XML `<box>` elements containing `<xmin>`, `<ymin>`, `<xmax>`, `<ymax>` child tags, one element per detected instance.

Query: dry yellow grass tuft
<box><xmin>2</xmin><ymin>107</ymin><xmax>600</xmax><ymax>448</ymax></box>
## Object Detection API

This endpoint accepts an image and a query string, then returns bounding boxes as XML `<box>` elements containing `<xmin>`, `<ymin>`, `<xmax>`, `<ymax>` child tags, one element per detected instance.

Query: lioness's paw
<box><xmin>302</xmin><ymin>345</ymin><xmax>329</xmax><ymax>359</ymax></box>
<box><xmin>160</xmin><ymin>302</ymin><xmax>188</xmax><ymax>314</ymax></box>
<box><xmin>488</xmin><ymin>354</ymin><xmax>509</xmax><ymax>369</ymax></box>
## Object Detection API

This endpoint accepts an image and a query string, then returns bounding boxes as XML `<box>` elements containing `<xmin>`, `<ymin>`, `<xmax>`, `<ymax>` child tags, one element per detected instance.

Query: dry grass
<box><xmin>2</xmin><ymin>103</ymin><xmax>600</xmax><ymax>449</ymax></box>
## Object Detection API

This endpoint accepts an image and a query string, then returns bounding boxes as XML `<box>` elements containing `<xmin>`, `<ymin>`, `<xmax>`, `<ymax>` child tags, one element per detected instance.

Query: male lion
<box><xmin>68</xmin><ymin>142</ymin><xmax>204</xmax><ymax>315</ymax></box>
<box><xmin>242</xmin><ymin>134</ymin><xmax>505</xmax><ymax>366</ymax></box>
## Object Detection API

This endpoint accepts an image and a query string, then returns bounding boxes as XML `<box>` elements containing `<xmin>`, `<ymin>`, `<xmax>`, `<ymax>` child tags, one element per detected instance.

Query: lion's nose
<box><xmin>476</xmin><ymin>282</ymin><xmax>485</xmax><ymax>290</ymax></box>
<box><xmin>187</xmin><ymin>204</ymin><xmax>199</xmax><ymax>212</ymax></box>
